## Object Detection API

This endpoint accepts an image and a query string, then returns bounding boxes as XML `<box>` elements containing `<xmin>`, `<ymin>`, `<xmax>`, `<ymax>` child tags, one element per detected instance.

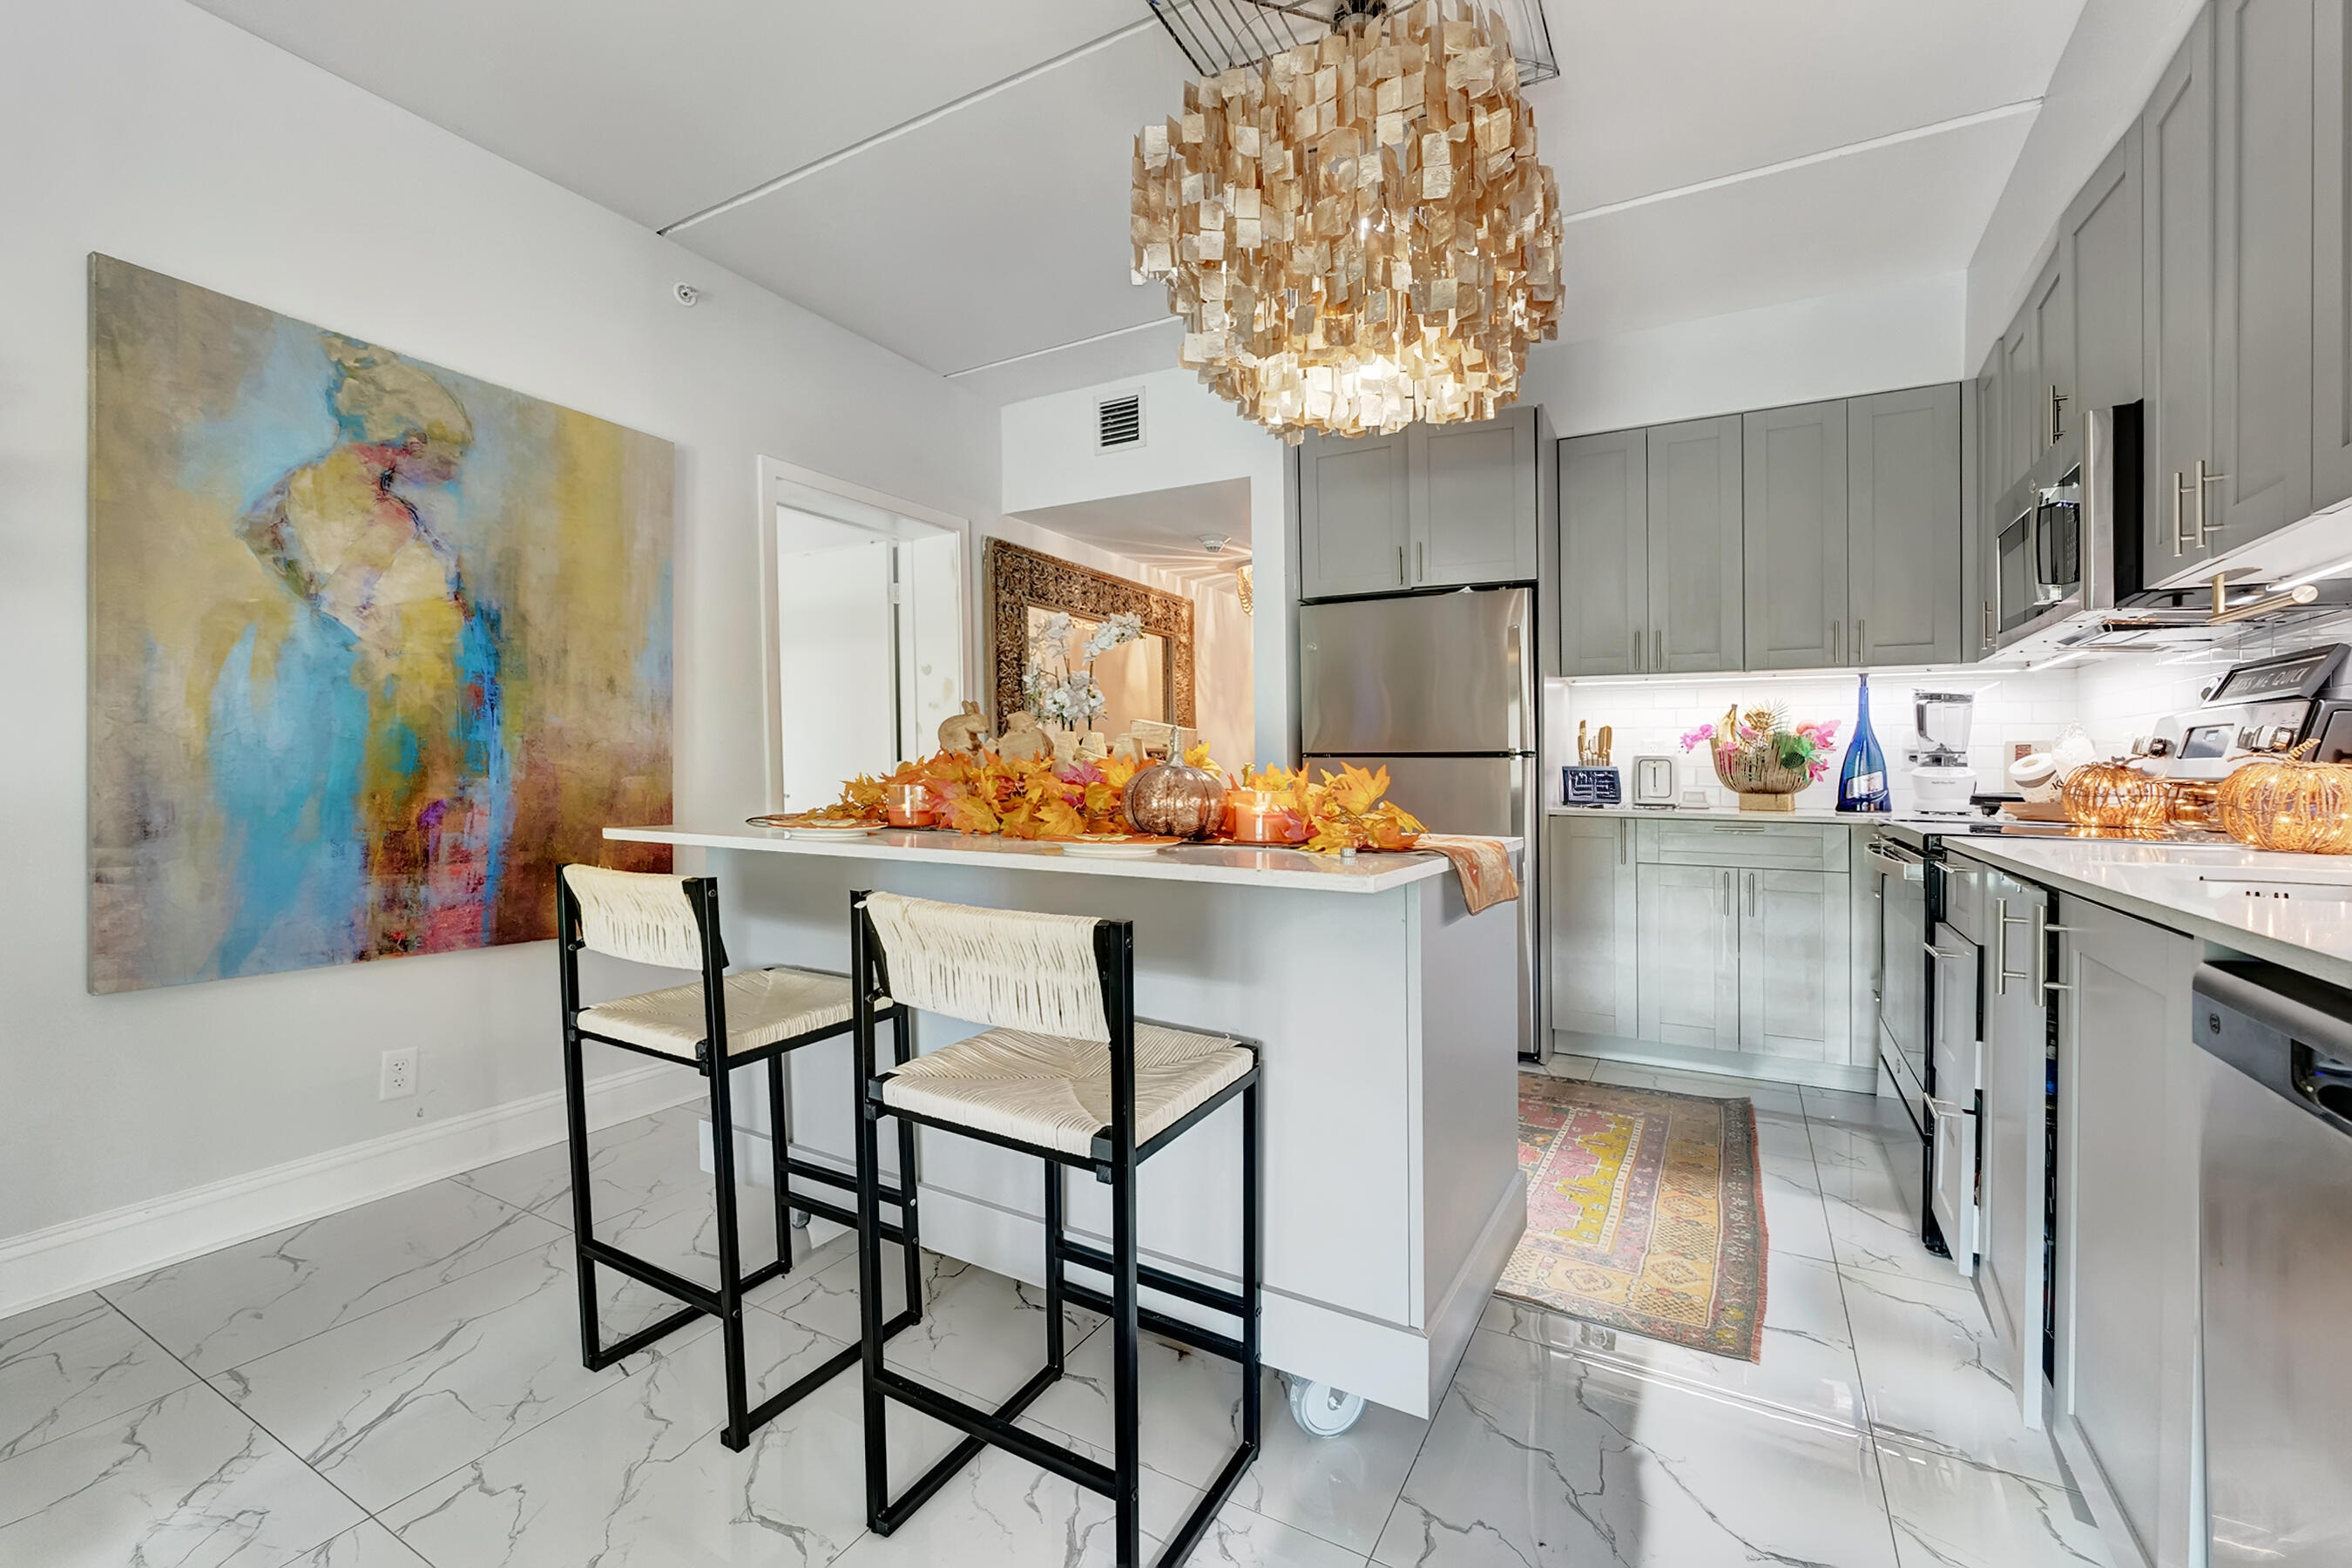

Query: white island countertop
<box><xmin>605</xmin><ymin>821</ymin><xmax>1516</xmax><ymax>896</ymax></box>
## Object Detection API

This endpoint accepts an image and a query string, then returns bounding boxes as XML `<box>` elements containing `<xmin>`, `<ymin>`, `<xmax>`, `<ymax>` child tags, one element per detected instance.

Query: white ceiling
<box><xmin>191</xmin><ymin>0</ymin><xmax>2091</xmax><ymax>402</ymax></box>
<box><xmin>1011</xmin><ymin>477</ymin><xmax>1253</xmax><ymax>590</ymax></box>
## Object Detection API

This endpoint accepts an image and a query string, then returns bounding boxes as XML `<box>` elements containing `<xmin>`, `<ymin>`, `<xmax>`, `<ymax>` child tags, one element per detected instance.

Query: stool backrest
<box><xmin>859</xmin><ymin>891</ymin><xmax>1110</xmax><ymax>1042</ymax></box>
<box><xmin>560</xmin><ymin>865</ymin><xmax>718</xmax><ymax>970</ymax></box>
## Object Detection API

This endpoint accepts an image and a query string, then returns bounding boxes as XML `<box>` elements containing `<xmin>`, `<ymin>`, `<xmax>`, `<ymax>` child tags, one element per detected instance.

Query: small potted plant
<box><xmin>1680</xmin><ymin>705</ymin><xmax>1840</xmax><ymax>813</ymax></box>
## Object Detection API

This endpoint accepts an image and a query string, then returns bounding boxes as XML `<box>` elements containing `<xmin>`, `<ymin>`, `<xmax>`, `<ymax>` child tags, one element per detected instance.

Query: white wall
<box><xmin>1964</xmin><ymin>0</ymin><xmax>2206</xmax><ymax>369</ymax></box>
<box><xmin>1525</xmin><ymin>272</ymin><xmax>1969</xmax><ymax>438</ymax></box>
<box><xmin>1002</xmin><ymin>368</ymin><xmax>1291</xmax><ymax>766</ymax></box>
<box><xmin>0</xmin><ymin>0</ymin><xmax>999</xmax><ymax>1249</ymax></box>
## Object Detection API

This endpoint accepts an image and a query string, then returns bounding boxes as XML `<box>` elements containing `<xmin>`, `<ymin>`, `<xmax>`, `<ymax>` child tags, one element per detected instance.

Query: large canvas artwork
<box><xmin>87</xmin><ymin>256</ymin><xmax>674</xmax><ymax>994</ymax></box>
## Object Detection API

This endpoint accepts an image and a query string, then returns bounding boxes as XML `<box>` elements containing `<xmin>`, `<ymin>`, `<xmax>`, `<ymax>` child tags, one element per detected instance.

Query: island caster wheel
<box><xmin>789</xmin><ymin>1208</ymin><xmax>812</xmax><ymax>1230</ymax></box>
<box><xmin>1286</xmin><ymin>1377</ymin><xmax>1365</xmax><ymax>1438</ymax></box>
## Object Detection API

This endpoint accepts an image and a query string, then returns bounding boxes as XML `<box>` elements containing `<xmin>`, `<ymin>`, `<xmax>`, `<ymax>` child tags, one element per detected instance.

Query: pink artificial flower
<box><xmin>1678</xmin><ymin>724</ymin><xmax>1715</xmax><ymax>753</ymax></box>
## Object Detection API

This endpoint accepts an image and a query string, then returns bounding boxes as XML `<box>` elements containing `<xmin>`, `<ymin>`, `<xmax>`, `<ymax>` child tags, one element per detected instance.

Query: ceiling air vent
<box><xmin>1096</xmin><ymin>391</ymin><xmax>1145</xmax><ymax>451</ymax></box>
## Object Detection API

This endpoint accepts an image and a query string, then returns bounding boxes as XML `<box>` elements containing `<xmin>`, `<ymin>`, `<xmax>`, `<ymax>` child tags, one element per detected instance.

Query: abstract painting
<box><xmin>88</xmin><ymin>255</ymin><xmax>673</xmax><ymax>994</ymax></box>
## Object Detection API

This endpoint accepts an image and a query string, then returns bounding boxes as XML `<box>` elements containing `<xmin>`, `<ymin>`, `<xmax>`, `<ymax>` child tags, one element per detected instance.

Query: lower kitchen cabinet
<box><xmin>2054</xmin><ymin>896</ymin><xmax>2199</xmax><ymax>1568</ymax></box>
<box><xmin>1634</xmin><ymin>862</ymin><xmax>1743</xmax><ymax>1051</ymax></box>
<box><xmin>1549</xmin><ymin>816</ymin><xmax>1869</xmax><ymax>1084</ymax></box>
<box><xmin>1974</xmin><ymin>867</ymin><xmax>2051</xmax><ymax>1429</ymax></box>
<box><xmin>1544</xmin><ymin>815</ymin><xmax>1638</xmax><ymax>1037</ymax></box>
<box><xmin>1740</xmin><ymin>868</ymin><xmax>1852</xmax><ymax>1061</ymax></box>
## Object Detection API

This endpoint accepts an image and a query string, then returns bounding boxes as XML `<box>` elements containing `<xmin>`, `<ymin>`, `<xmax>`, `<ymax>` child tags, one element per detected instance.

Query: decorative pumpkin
<box><xmin>1124</xmin><ymin>758</ymin><xmax>1226</xmax><ymax>840</ymax></box>
<box><xmin>2059</xmin><ymin>760</ymin><xmax>2170</xmax><ymax>834</ymax></box>
<box><xmin>2216</xmin><ymin>758</ymin><xmax>2352</xmax><ymax>854</ymax></box>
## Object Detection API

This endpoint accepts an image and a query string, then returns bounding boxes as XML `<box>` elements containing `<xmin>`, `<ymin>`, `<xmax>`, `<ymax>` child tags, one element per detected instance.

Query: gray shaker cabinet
<box><xmin>2209</xmin><ymin>0</ymin><xmax>2315</xmax><ymax>552</ymax></box>
<box><xmin>1973</xmin><ymin>351</ymin><xmax>2005</xmax><ymax>658</ymax></box>
<box><xmin>2064</xmin><ymin>132</ymin><xmax>2145</xmax><ymax>414</ymax></box>
<box><xmin>2026</xmin><ymin>253</ymin><xmax>2073</xmax><ymax>466</ymax></box>
<box><xmin>1848</xmin><ymin>384</ymin><xmax>1963</xmax><ymax>666</ymax></box>
<box><xmin>1546</xmin><ymin>815</ymin><xmax>1639</xmax><ymax>1038</ymax></box>
<box><xmin>1298</xmin><ymin>429</ymin><xmax>1409</xmax><ymax>598</ymax></box>
<box><xmin>1646</xmin><ymin>416</ymin><xmax>1746</xmax><ymax>673</ymax></box>
<box><xmin>2315</xmin><ymin>0</ymin><xmax>2352</xmax><ymax>507</ymax></box>
<box><xmin>1409</xmin><ymin>406</ymin><xmax>1543</xmax><ymax>588</ymax></box>
<box><xmin>2142</xmin><ymin>7</ymin><xmax>2218</xmax><ymax>578</ymax></box>
<box><xmin>1558</xmin><ymin>428</ymin><xmax>1649</xmax><ymax>675</ymax></box>
<box><xmin>2003</xmin><ymin>310</ymin><xmax>2039</xmax><ymax>493</ymax></box>
<box><xmin>1742</xmin><ymin>400</ymin><xmax>1848</xmax><ymax>671</ymax></box>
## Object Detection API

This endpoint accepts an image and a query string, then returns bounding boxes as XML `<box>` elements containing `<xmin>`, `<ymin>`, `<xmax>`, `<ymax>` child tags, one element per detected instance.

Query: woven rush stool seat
<box><xmin>581</xmin><ymin>968</ymin><xmax>852</xmax><ymax>1060</ymax></box>
<box><xmin>877</xmin><ymin>1023</ymin><xmax>1250</xmax><ymax>1158</ymax></box>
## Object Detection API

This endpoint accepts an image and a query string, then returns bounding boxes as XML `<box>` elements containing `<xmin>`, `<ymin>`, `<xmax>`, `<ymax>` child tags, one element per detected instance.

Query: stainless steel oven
<box><xmin>1869</xmin><ymin>833</ymin><xmax>1946</xmax><ymax>1255</ymax></box>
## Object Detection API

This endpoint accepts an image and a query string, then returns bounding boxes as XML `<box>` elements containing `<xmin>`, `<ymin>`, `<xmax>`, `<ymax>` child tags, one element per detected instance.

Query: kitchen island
<box><xmin>603</xmin><ymin>822</ymin><xmax>1526</xmax><ymax>1421</ymax></box>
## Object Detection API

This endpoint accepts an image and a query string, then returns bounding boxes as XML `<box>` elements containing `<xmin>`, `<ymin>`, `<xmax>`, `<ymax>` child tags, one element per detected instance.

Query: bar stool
<box><xmin>846</xmin><ymin>889</ymin><xmax>1262</xmax><ymax>1568</ymax></box>
<box><xmin>556</xmin><ymin>864</ymin><xmax>923</xmax><ymax>1450</ymax></box>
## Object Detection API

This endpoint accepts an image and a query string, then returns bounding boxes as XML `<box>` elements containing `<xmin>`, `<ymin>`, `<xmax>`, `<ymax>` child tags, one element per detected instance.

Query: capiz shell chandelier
<box><xmin>1132</xmin><ymin>0</ymin><xmax>1564</xmax><ymax>442</ymax></box>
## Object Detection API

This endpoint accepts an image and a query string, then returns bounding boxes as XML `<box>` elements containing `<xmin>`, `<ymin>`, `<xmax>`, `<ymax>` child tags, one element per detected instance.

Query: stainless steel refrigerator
<box><xmin>1297</xmin><ymin>586</ymin><xmax>1539</xmax><ymax>1058</ymax></box>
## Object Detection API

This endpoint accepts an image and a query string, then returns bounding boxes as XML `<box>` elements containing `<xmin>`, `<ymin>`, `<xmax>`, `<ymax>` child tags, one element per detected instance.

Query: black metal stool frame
<box><xmin>556</xmin><ymin>871</ymin><xmax>925</xmax><ymax>1451</ymax></box>
<box><xmin>847</xmin><ymin>889</ymin><xmax>1263</xmax><ymax>1568</ymax></box>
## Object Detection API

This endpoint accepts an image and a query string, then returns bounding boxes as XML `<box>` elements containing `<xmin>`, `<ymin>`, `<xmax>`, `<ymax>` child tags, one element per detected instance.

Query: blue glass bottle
<box><xmin>1838</xmin><ymin>673</ymin><xmax>1891</xmax><ymax>813</ymax></box>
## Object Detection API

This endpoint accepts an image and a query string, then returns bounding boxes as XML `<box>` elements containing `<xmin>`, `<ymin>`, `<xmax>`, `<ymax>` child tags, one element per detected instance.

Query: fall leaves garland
<box><xmin>778</xmin><ymin>749</ymin><xmax>1425</xmax><ymax>853</ymax></box>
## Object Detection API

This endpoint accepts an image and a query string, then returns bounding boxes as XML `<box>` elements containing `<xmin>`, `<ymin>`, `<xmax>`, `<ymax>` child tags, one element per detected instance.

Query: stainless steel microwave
<box><xmin>1989</xmin><ymin>402</ymin><xmax>2146</xmax><ymax>658</ymax></box>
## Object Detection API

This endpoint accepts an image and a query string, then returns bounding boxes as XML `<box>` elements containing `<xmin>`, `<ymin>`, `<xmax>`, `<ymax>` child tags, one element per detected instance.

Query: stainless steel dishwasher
<box><xmin>2194</xmin><ymin>962</ymin><xmax>2352</xmax><ymax>1565</ymax></box>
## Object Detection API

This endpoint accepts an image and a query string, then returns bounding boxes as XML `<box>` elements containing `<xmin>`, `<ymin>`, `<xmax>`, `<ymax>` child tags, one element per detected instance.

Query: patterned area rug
<box><xmin>1498</xmin><ymin>1074</ymin><xmax>1769</xmax><ymax>1362</ymax></box>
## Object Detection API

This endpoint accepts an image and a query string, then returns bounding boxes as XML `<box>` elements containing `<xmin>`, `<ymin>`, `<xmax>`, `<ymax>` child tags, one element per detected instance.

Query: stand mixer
<box><xmin>1906</xmin><ymin>691</ymin><xmax>1977</xmax><ymax>814</ymax></box>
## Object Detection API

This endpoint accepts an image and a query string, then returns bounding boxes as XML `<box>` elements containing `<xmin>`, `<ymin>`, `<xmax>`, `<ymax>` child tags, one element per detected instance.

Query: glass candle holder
<box><xmin>885</xmin><ymin>782</ymin><xmax>936</xmax><ymax>828</ymax></box>
<box><xmin>1225</xmin><ymin>787</ymin><xmax>1308</xmax><ymax>846</ymax></box>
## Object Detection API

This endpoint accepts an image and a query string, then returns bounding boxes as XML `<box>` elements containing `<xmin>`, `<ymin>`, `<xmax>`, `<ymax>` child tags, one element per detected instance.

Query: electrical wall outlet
<box><xmin>380</xmin><ymin>1048</ymin><xmax>417</xmax><ymax>1100</ymax></box>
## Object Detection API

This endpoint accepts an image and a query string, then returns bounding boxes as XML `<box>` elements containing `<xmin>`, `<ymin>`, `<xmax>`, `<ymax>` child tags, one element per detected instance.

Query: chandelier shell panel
<box><xmin>1132</xmin><ymin>1</ymin><xmax>1564</xmax><ymax>442</ymax></box>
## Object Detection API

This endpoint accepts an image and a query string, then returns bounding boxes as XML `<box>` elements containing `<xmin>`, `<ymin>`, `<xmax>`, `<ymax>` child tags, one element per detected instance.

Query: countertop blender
<box><xmin>1907</xmin><ymin>691</ymin><xmax>1977</xmax><ymax>814</ymax></box>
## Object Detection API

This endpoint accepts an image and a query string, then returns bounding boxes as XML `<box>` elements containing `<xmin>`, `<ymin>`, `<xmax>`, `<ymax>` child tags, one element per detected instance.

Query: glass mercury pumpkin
<box><xmin>2059</xmin><ymin>759</ymin><xmax>2171</xmax><ymax>834</ymax></box>
<box><xmin>2216</xmin><ymin>758</ymin><xmax>2352</xmax><ymax>854</ymax></box>
<box><xmin>1123</xmin><ymin>759</ymin><xmax>1225</xmax><ymax>840</ymax></box>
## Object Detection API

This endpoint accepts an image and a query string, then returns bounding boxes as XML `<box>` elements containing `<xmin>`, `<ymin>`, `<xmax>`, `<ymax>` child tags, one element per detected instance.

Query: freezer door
<box><xmin>1304</xmin><ymin>752</ymin><xmax>1536</xmax><ymax>1057</ymax></box>
<box><xmin>1297</xmin><ymin>588</ymin><xmax>1532</xmax><ymax>754</ymax></box>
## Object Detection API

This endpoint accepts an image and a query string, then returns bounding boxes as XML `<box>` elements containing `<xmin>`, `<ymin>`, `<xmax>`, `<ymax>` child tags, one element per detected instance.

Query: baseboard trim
<box><xmin>0</xmin><ymin>1064</ymin><xmax>700</xmax><ymax>1320</ymax></box>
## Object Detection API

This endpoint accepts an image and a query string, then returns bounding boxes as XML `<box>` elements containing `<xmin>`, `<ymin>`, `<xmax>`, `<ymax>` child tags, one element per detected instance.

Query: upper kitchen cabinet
<box><xmin>1646</xmin><ymin>415</ymin><xmax>1747</xmax><ymax>672</ymax></box>
<box><xmin>1974</xmin><ymin>351</ymin><xmax>2005</xmax><ymax>658</ymax></box>
<box><xmin>2064</xmin><ymin>132</ymin><xmax>2146</xmax><ymax>414</ymax></box>
<box><xmin>1297</xmin><ymin>428</ymin><xmax>1409</xmax><ymax>598</ymax></box>
<box><xmin>1558</xmin><ymin>428</ymin><xmax>1649</xmax><ymax>675</ymax></box>
<box><xmin>2210</xmin><ymin>0</ymin><xmax>2315</xmax><ymax>551</ymax></box>
<box><xmin>2002</xmin><ymin>307</ymin><xmax>2039</xmax><ymax>493</ymax></box>
<box><xmin>1297</xmin><ymin>410</ymin><xmax>1546</xmax><ymax>599</ymax></box>
<box><xmin>2026</xmin><ymin>252</ymin><xmax>2073</xmax><ymax>467</ymax></box>
<box><xmin>1848</xmin><ymin>384</ymin><xmax>1963</xmax><ymax>665</ymax></box>
<box><xmin>1742</xmin><ymin>400</ymin><xmax>1848</xmax><ymax>670</ymax></box>
<box><xmin>2317</xmin><ymin>0</ymin><xmax>2352</xmax><ymax>505</ymax></box>
<box><xmin>1409</xmin><ymin>405</ymin><xmax>1544</xmax><ymax>588</ymax></box>
<box><xmin>2142</xmin><ymin>9</ymin><xmax>2219</xmax><ymax>578</ymax></box>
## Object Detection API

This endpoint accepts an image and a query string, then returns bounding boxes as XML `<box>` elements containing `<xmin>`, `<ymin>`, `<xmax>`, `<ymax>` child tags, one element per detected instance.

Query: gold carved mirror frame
<box><xmin>985</xmin><ymin>537</ymin><xmax>1194</xmax><ymax>730</ymax></box>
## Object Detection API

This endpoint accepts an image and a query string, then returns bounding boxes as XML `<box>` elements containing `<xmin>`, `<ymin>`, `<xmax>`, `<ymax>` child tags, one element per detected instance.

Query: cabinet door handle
<box><xmin>1982</xmin><ymin>602</ymin><xmax>1995</xmax><ymax>652</ymax></box>
<box><xmin>1632</xmin><ymin>629</ymin><xmax>1643</xmax><ymax>672</ymax></box>
<box><xmin>1618</xmin><ymin>819</ymin><xmax>1628</xmax><ymax>864</ymax></box>
<box><xmin>2194</xmin><ymin>458</ymin><xmax>2228</xmax><ymax>544</ymax></box>
<box><xmin>1654</xmin><ymin>630</ymin><xmax>1665</xmax><ymax>669</ymax></box>
<box><xmin>1831</xmin><ymin>619</ymin><xmax>1842</xmax><ymax>665</ymax></box>
<box><xmin>2171</xmin><ymin>472</ymin><xmax>2191</xmax><ymax>558</ymax></box>
<box><xmin>1856</xmin><ymin>618</ymin><xmax>1866</xmax><ymax>660</ymax></box>
<box><xmin>1416</xmin><ymin>540</ymin><xmax>1427</xmax><ymax>580</ymax></box>
<box><xmin>1720</xmin><ymin>869</ymin><xmax>1732</xmax><ymax>914</ymax></box>
<box><xmin>1396</xmin><ymin>544</ymin><xmax>1405</xmax><ymax>583</ymax></box>
<box><xmin>2050</xmin><ymin>384</ymin><xmax>2066</xmax><ymax>445</ymax></box>
<box><xmin>1746</xmin><ymin>871</ymin><xmax>1757</xmax><ymax>916</ymax></box>
<box><xmin>1996</xmin><ymin>898</ymin><xmax>2023</xmax><ymax>996</ymax></box>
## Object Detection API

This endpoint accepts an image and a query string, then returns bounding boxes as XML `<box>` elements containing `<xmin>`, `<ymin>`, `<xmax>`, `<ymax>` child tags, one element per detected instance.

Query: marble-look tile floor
<box><xmin>0</xmin><ymin>1071</ymin><xmax>2110</xmax><ymax>1566</ymax></box>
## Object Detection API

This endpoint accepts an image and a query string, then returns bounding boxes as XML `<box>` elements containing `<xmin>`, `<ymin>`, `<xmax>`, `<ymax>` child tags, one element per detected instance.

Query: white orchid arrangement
<box><xmin>1023</xmin><ymin>610</ymin><xmax>1144</xmax><ymax>730</ymax></box>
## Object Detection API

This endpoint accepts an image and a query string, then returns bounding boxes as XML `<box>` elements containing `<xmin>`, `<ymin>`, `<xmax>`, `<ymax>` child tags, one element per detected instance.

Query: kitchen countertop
<box><xmin>1544</xmin><ymin>802</ymin><xmax>1927</xmax><ymax>828</ymax></box>
<box><xmin>1944</xmin><ymin>836</ymin><xmax>2352</xmax><ymax>990</ymax></box>
<box><xmin>605</xmin><ymin>821</ymin><xmax>1517</xmax><ymax>896</ymax></box>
